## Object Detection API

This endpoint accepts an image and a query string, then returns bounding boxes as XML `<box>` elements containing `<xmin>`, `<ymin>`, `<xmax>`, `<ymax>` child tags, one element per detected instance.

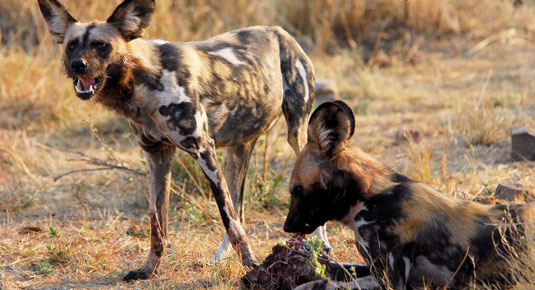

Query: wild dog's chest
<box><xmin>351</xmin><ymin>205</ymin><xmax>378</xmax><ymax>255</ymax></box>
<box><xmin>125</xmin><ymin>77</ymin><xmax>205</xmax><ymax>150</ymax></box>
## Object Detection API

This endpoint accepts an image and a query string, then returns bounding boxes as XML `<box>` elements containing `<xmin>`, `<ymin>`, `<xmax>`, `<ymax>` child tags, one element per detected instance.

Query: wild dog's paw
<box><xmin>241</xmin><ymin>255</ymin><xmax>259</xmax><ymax>270</ymax></box>
<box><xmin>123</xmin><ymin>269</ymin><xmax>152</xmax><ymax>281</ymax></box>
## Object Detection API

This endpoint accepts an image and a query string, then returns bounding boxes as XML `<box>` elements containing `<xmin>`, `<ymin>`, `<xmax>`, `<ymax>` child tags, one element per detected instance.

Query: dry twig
<box><xmin>53</xmin><ymin>151</ymin><xmax>144</xmax><ymax>181</ymax></box>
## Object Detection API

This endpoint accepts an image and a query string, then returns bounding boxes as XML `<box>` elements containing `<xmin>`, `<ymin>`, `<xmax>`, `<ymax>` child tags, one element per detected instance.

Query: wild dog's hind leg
<box><xmin>124</xmin><ymin>140</ymin><xmax>176</xmax><ymax>281</ymax></box>
<box><xmin>281</xmin><ymin>84</ymin><xmax>310</xmax><ymax>156</ymax></box>
<box><xmin>210</xmin><ymin>138</ymin><xmax>258</xmax><ymax>264</ymax></box>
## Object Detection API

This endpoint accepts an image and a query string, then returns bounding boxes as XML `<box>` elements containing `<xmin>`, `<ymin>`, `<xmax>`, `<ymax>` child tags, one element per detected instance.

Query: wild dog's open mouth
<box><xmin>74</xmin><ymin>76</ymin><xmax>103</xmax><ymax>100</ymax></box>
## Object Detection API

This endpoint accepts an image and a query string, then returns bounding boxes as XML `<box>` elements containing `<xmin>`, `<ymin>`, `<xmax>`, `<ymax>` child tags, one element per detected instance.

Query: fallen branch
<box><xmin>53</xmin><ymin>151</ymin><xmax>145</xmax><ymax>182</ymax></box>
<box><xmin>467</xmin><ymin>28</ymin><xmax>516</xmax><ymax>56</ymax></box>
<box><xmin>53</xmin><ymin>150</ymin><xmax>218</xmax><ymax>217</ymax></box>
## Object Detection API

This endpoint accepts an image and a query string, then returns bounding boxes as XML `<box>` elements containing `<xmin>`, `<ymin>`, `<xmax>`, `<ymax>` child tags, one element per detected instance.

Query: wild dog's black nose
<box><xmin>71</xmin><ymin>59</ymin><xmax>87</xmax><ymax>74</ymax></box>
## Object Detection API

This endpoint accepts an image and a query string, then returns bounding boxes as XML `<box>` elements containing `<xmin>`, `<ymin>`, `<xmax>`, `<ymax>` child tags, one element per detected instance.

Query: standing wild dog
<box><xmin>37</xmin><ymin>0</ymin><xmax>317</xmax><ymax>280</ymax></box>
<box><xmin>285</xmin><ymin>101</ymin><xmax>535</xmax><ymax>290</ymax></box>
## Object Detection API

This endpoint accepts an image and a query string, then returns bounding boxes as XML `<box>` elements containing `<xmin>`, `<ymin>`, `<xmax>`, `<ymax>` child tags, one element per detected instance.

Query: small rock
<box><xmin>511</xmin><ymin>127</ymin><xmax>535</xmax><ymax>161</ymax></box>
<box><xmin>18</xmin><ymin>226</ymin><xmax>43</xmax><ymax>234</ymax></box>
<box><xmin>314</xmin><ymin>79</ymin><xmax>338</xmax><ymax>103</ymax></box>
<box><xmin>494</xmin><ymin>183</ymin><xmax>533</xmax><ymax>203</ymax></box>
<box><xmin>394</xmin><ymin>129</ymin><xmax>422</xmax><ymax>144</ymax></box>
<box><xmin>126</xmin><ymin>224</ymin><xmax>149</xmax><ymax>237</ymax></box>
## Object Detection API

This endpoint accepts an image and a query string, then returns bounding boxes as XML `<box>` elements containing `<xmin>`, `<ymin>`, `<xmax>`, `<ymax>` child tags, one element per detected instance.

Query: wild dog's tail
<box><xmin>271</xmin><ymin>26</ymin><xmax>315</xmax><ymax>155</ymax></box>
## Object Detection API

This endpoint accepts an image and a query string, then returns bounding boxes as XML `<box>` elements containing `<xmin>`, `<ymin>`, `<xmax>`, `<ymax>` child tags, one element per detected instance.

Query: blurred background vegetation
<box><xmin>1</xmin><ymin>0</ymin><xmax>534</xmax><ymax>131</ymax></box>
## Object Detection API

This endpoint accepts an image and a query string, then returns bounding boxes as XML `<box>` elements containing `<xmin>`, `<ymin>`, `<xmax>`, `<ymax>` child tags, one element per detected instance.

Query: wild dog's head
<box><xmin>284</xmin><ymin>100</ymin><xmax>364</xmax><ymax>234</ymax></box>
<box><xmin>37</xmin><ymin>0</ymin><xmax>155</xmax><ymax>100</ymax></box>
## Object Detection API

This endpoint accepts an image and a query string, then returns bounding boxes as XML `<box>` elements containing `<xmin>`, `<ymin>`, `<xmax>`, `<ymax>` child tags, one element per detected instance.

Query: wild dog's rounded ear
<box><xmin>107</xmin><ymin>0</ymin><xmax>156</xmax><ymax>41</ymax></box>
<box><xmin>38</xmin><ymin>0</ymin><xmax>78</xmax><ymax>43</ymax></box>
<box><xmin>332</xmin><ymin>100</ymin><xmax>356</xmax><ymax>138</ymax></box>
<box><xmin>308</xmin><ymin>101</ymin><xmax>356</xmax><ymax>158</ymax></box>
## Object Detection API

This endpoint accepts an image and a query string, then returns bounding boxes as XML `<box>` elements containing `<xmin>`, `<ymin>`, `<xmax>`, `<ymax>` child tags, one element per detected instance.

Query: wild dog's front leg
<box><xmin>191</xmin><ymin>137</ymin><xmax>257</xmax><ymax>267</ymax></box>
<box><xmin>124</xmin><ymin>143</ymin><xmax>176</xmax><ymax>281</ymax></box>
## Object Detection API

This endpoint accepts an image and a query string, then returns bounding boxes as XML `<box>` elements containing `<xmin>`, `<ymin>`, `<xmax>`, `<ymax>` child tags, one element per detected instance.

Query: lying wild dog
<box><xmin>37</xmin><ymin>0</ymin><xmax>319</xmax><ymax>280</ymax></box>
<box><xmin>284</xmin><ymin>101</ymin><xmax>535</xmax><ymax>289</ymax></box>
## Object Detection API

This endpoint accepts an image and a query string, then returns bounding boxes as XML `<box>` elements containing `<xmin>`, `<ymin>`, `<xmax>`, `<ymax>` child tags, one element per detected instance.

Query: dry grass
<box><xmin>1</xmin><ymin>0</ymin><xmax>535</xmax><ymax>289</ymax></box>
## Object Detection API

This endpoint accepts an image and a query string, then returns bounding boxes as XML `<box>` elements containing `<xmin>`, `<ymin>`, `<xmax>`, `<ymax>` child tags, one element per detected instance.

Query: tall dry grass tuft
<box><xmin>456</xmin><ymin>100</ymin><xmax>511</xmax><ymax>146</ymax></box>
<box><xmin>402</xmin><ymin>140</ymin><xmax>436</xmax><ymax>185</ymax></box>
<box><xmin>454</xmin><ymin>87</ymin><xmax>515</xmax><ymax>146</ymax></box>
<box><xmin>506</xmin><ymin>229</ymin><xmax>535</xmax><ymax>288</ymax></box>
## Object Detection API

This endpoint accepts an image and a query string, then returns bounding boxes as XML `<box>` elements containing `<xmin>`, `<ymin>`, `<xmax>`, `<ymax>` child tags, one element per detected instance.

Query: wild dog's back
<box><xmin>375</xmin><ymin>180</ymin><xmax>535</xmax><ymax>287</ymax></box>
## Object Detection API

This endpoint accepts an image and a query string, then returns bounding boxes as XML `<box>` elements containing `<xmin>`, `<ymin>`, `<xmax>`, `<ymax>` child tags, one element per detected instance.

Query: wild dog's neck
<box><xmin>96</xmin><ymin>39</ymin><xmax>162</xmax><ymax>115</ymax></box>
<box><xmin>336</xmin><ymin>148</ymin><xmax>396</xmax><ymax>197</ymax></box>
<box><xmin>336</xmin><ymin>148</ymin><xmax>409</xmax><ymax>226</ymax></box>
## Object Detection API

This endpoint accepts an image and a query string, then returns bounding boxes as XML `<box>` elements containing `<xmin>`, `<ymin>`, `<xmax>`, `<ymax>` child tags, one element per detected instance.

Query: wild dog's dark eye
<box><xmin>93</xmin><ymin>42</ymin><xmax>110</xmax><ymax>52</ymax></box>
<box><xmin>292</xmin><ymin>185</ymin><xmax>303</xmax><ymax>196</ymax></box>
<box><xmin>66</xmin><ymin>40</ymin><xmax>77</xmax><ymax>53</ymax></box>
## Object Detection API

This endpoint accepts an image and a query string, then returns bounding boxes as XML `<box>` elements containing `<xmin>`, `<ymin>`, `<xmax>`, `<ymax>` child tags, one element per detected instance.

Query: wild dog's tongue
<box><xmin>79</xmin><ymin>77</ymin><xmax>95</xmax><ymax>91</ymax></box>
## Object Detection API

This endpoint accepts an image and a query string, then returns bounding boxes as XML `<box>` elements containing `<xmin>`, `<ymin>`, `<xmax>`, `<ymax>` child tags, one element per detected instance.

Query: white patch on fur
<box><xmin>191</xmin><ymin>104</ymin><xmax>208</xmax><ymax>139</ymax></box>
<box><xmin>354</xmin><ymin>212</ymin><xmax>371</xmax><ymax>248</ymax></box>
<box><xmin>389</xmin><ymin>252</ymin><xmax>395</xmax><ymax>272</ymax></box>
<box><xmin>192</xmin><ymin>110</ymin><xmax>204</xmax><ymax>138</ymax></box>
<box><xmin>122</xmin><ymin>9</ymin><xmax>141</xmax><ymax>32</ymax></box>
<box><xmin>157</xmin><ymin>69</ymin><xmax>191</xmax><ymax>106</ymax></box>
<box><xmin>282</xmin><ymin>77</ymin><xmax>289</xmax><ymax>92</ymax></box>
<box><xmin>229</xmin><ymin>106</ymin><xmax>239</xmax><ymax>117</ymax></box>
<box><xmin>209</xmin><ymin>233</ymin><xmax>232</xmax><ymax>264</ymax></box>
<box><xmin>208</xmin><ymin>48</ymin><xmax>247</xmax><ymax>66</ymax></box>
<box><xmin>151</xmin><ymin>39</ymin><xmax>168</xmax><ymax>45</ymax></box>
<box><xmin>403</xmin><ymin>256</ymin><xmax>411</xmax><ymax>282</ymax></box>
<box><xmin>295</xmin><ymin>59</ymin><xmax>309</xmax><ymax>104</ymax></box>
<box><xmin>354</xmin><ymin>217</ymin><xmax>371</xmax><ymax>231</ymax></box>
<box><xmin>318</xmin><ymin>125</ymin><xmax>334</xmax><ymax>149</ymax></box>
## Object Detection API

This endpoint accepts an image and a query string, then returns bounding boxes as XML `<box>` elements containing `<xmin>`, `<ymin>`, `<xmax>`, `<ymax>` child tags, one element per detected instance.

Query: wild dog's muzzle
<box><xmin>70</xmin><ymin>59</ymin><xmax>104</xmax><ymax>100</ymax></box>
<box><xmin>73</xmin><ymin>76</ymin><xmax>103</xmax><ymax>100</ymax></box>
<box><xmin>283</xmin><ymin>203</ymin><xmax>318</xmax><ymax>235</ymax></box>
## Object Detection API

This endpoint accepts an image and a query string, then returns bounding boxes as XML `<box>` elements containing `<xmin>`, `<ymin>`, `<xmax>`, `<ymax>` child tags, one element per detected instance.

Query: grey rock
<box><xmin>394</xmin><ymin>129</ymin><xmax>422</xmax><ymax>144</ymax></box>
<box><xmin>314</xmin><ymin>78</ymin><xmax>339</xmax><ymax>103</ymax></box>
<box><xmin>511</xmin><ymin>127</ymin><xmax>535</xmax><ymax>161</ymax></box>
<box><xmin>494</xmin><ymin>182</ymin><xmax>533</xmax><ymax>203</ymax></box>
